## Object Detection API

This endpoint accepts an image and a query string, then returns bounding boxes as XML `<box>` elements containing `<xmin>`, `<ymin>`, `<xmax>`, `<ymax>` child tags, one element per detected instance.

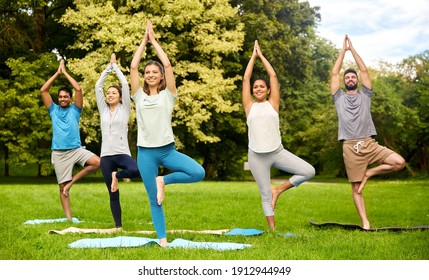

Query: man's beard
<box><xmin>345</xmin><ymin>82</ymin><xmax>358</xmax><ymax>90</ymax></box>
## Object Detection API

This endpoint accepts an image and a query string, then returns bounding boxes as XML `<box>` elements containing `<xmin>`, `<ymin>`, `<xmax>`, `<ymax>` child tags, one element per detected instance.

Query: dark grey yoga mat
<box><xmin>310</xmin><ymin>219</ymin><xmax>429</xmax><ymax>231</ymax></box>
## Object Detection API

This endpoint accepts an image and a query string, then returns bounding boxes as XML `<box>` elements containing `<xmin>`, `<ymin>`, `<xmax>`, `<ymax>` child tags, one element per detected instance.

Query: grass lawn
<box><xmin>0</xmin><ymin>176</ymin><xmax>427</xmax><ymax>261</ymax></box>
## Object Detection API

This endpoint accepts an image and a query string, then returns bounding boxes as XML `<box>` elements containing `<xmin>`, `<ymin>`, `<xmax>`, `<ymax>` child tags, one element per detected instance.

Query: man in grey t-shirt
<box><xmin>330</xmin><ymin>35</ymin><xmax>405</xmax><ymax>229</ymax></box>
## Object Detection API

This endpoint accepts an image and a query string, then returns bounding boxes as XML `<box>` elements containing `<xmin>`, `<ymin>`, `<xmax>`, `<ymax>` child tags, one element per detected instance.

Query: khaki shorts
<box><xmin>342</xmin><ymin>137</ymin><xmax>395</xmax><ymax>182</ymax></box>
<box><xmin>51</xmin><ymin>147</ymin><xmax>95</xmax><ymax>184</ymax></box>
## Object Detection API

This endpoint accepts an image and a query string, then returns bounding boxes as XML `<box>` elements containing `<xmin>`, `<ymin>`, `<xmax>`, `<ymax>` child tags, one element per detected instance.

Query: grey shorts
<box><xmin>342</xmin><ymin>137</ymin><xmax>395</xmax><ymax>182</ymax></box>
<box><xmin>51</xmin><ymin>147</ymin><xmax>95</xmax><ymax>184</ymax></box>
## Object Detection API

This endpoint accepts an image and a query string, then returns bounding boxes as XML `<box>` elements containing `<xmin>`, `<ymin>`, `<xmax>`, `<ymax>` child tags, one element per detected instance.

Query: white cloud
<box><xmin>305</xmin><ymin>0</ymin><xmax>429</xmax><ymax>66</ymax></box>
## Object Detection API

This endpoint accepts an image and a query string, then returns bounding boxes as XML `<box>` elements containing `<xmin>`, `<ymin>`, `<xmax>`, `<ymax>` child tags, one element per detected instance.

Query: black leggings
<box><xmin>100</xmin><ymin>154</ymin><xmax>140</xmax><ymax>228</ymax></box>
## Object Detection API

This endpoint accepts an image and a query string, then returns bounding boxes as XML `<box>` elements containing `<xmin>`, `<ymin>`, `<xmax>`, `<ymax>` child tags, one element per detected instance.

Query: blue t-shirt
<box><xmin>48</xmin><ymin>103</ymin><xmax>82</xmax><ymax>150</ymax></box>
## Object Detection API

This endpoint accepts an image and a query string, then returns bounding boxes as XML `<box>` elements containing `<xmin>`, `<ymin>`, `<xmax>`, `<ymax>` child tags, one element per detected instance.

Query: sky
<box><xmin>303</xmin><ymin>0</ymin><xmax>429</xmax><ymax>67</ymax></box>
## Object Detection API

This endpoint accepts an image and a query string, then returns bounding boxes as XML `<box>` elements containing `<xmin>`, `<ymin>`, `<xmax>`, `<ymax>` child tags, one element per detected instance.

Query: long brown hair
<box><xmin>143</xmin><ymin>60</ymin><xmax>165</xmax><ymax>94</ymax></box>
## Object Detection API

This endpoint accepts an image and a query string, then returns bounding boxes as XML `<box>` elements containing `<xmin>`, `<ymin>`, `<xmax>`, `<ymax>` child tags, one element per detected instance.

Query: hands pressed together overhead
<box><xmin>57</xmin><ymin>59</ymin><xmax>66</xmax><ymax>75</ymax></box>
<box><xmin>342</xmin><ymin>34</ymin><xmax>354</xmax><ymax>52</ymax></box>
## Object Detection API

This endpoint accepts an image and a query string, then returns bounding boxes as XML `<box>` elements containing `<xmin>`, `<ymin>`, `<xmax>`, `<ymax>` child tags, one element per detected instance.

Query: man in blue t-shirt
<box><xmin>40</xmin><ymin>60</ymin><xmax>100</xmax><ymax>220</ymax></box>
<box><xmin>330</xmin><ymin>35</ymin><xmax>405</xmax><ymax>229</ymax></box>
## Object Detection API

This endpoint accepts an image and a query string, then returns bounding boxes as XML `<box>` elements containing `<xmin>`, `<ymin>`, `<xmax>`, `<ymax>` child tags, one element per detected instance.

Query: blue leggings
<box><xmin>137</xmin><ymin>143</ymin><xmax>205</xmax><ymax>239</ymax></box>
<box><xmin>100</xmin><ymin>154</ymin><xmax>140</xmax><ymax>228</ymax></box>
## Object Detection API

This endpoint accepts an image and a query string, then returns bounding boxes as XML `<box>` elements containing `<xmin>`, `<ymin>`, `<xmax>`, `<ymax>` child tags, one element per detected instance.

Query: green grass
<box><xmin>0</xmin><ymin>177</ymin><xmax>428</xmax><ymax>260</ymax></box>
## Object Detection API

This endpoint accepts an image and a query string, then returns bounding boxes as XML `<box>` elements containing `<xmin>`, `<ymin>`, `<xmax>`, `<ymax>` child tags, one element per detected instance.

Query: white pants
<box><xmin>248</xmin><ymin>144</ymin><xmax>315</xmax><ymax>216</ymax></box>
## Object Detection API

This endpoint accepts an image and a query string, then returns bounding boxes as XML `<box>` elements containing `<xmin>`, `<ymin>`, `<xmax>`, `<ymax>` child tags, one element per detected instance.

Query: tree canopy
<box><xmin>1</xmin><ymin>0</ymin><xmax>428</xmax><ymax>178</ymax></box>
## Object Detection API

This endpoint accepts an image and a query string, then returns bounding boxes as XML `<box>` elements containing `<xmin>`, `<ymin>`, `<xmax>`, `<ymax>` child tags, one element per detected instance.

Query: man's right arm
<box><xmin>331</xmin><ymin>36</ymin><xmax>348</xmax><ymax>94</ymax></box>
<box><xmin>40</xmin><ymin>72</ymin><xmax>58</xmax><ymax>109</ymax></box>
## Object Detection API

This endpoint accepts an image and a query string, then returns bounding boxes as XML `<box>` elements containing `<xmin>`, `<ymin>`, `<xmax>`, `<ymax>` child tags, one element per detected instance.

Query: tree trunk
<box><xmin>3</xmin><ymin>144</ymin><xmax>9</xmax><ymax>176</ymax></box>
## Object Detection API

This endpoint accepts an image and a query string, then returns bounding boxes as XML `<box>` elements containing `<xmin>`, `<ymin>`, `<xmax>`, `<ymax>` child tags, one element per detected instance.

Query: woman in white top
<box><xmin>130</xmin><ymin>20</ymin><xmax>205</xmax><ymax>247</ymax></box>
<box><xmin>95</xmin><ymin>53</ymin><xmax>140</xmax><ymax>229</ymax></box>
<box><xmin>242</xmin><ymin>40</ymin><xmax>315</xmax><ymax>230</ymax></box>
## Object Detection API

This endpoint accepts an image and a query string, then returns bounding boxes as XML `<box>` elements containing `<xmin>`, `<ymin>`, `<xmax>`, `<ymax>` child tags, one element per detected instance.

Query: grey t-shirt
<box><xmin>332</xmin><ymin>85</ymin><xmax>377</xmax><ymax>141</ymax></box>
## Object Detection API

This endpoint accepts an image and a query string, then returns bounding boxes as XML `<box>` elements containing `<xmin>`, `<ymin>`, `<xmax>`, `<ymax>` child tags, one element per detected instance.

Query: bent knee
<box><xmin>385</xmin><ymin>153</ymin><xmax>405</xmax><ymax>171</ymax></box>
<box><xmin>192</xmin><ymin>167</ymin><xmax>206</xmax><ymax>182</ymax></box>
<box><xmin>391</xmin><ymin>154</ymin><xmax>406</xmax><ymax>171</ymax></box>
<box><xmin>395</xmin><ymin>157</ymin><xmax>406</xmax><ymax>171</ymax></box>
<box><xmin>309</xmin><ymin>166</ymin><xmax>316</xmax><ymax>178</ymax></box>
<box><xmin>305</xmin><ymin>165</ymin><xmax>316</xmax><ymax>180</ymax></box>
<box><xmin>131</xmin><ymin>167</ymin><xmax>140</xmax><ymax>177</ymax></box>
<box><xmin>86</xmin><ymin>155</ymin><xmax>101</xmax><ymax>168</ymax></box>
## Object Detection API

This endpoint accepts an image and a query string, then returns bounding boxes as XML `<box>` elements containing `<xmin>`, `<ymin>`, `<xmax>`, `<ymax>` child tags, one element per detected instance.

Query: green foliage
<box><xmin>0</xmin><ymin>0</ymin><xmax>78</xmax><ymax>73</ymax></box>
<box><xmin>58</xmin><ymin>0</ymin><xmax>246</xmax><ymax>178</ymax></box>
<box><xmin>0</xmin><ymin>54</ymin><xmax>62</xmax><ymax>175</ymax></box>
<box><xmin>232</xmin><ymin>0</ymin><xmax>341</xmax><ymax>175</ymax></box>
<box><xmin>396</xmin><ymin>51</ymin><xmax>429</xmax><ymax>172</ymax></box>
<box><xmin>1</xmin><ymin>0</ymin><xmax>428</xmax><ymax>179</ymax></box>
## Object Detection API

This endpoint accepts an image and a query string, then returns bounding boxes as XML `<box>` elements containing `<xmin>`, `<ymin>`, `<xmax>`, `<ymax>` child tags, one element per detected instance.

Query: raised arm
<box><xmin>40</xmin><ymin>62</ymin><xmax>61</xmax><ymax>109</ymax></box>
<box><xmin>112</xmin><ymin>54</ymin><xmax>131</xmax><ymax>111</ymax></box>
<box><xmin>242</xmin><ymin>41</ymin><xmax>258</xmax><ymax>116</ymax></box>
<box><xmin>61</xmin><ymin>61</ymin><xmax>83</xmax><ymax>108</ymax></box>
<box><xmin>130</xmin><ymin>22</ymin><xmax>149</xmax><ymax>95</ymax></box>
<box><xmin>331</xmin><ymin>35</ymin><xmax>347</xmax><ymax>94</ymax></box>
<box><xmin>95</xmin><ymin>56</ymin><xmax>113</xmax><ymax>112</ymax></box>
<box><xmin>256</xmin><ymin>42</ymin><xmax>279</xmax><ymax>112</ymax></box>
<box><xmin>347</xmin><ymin>36</ymin><xmax>372</xmax><ymax>89</ymax></box>
<box><xmin>147</xmin><ymin>20</ymin><xmax>177</xmax><ymax>96</ymax></box>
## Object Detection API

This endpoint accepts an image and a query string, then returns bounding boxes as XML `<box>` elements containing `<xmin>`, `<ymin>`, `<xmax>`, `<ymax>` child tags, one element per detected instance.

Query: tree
<box><xmin>6</xmin><ymin>0</ymin><xmax>425</xmax><ymax>178</ymax></box>
<box><xmin>58</xmin><ymin>0</ymin><xmax>245</xmax><ymax>178</ymax></box>
<box><xmin>58</xmin><ymin>0</ymin><xmax>343</xmax><ymax>179</ymax></box>
<box><xmin>396</xmin><ymin>52</ymin><xmax>429</xmax><ymax>173</ymax></box>
<box><xmin>0</xmin><ymin>0</ymin><xmax>78</xmax><ymax>175</ymax></box>
<box><xmin>0</xmin><ymin>54</ymin><xmax>59</xmax><ymax>176</ymax></box>
<box><xmin>231</xmin><ymin>0</ymin><xmax>339</xmax><ymax>176</ymax></box>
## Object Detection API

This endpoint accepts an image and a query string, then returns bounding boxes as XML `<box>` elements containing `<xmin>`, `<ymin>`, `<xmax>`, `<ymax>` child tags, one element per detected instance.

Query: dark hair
<box><xmin>58</xmin><ymin>87</ymin><xmax>72</xmax><ymax>98</ymax></box>
<box><xmin>107</xmin><ymin>85</ymin><xmax>122</xmax><ymax>104</ymax></box>
<box><xmin>108</xmin><ymin>85</ymin><xmax>122</xmax><ymax>97</ymax></box>
<box><xmin>143</xmin><ymin>60</ymin><xmax>165</xmax><ymax>94</ymax></box>
<box><xmin>251</xmin><ymin>78</ymin><xmax>270</xmax><ymax>95</ymax></box>
<box><xmin>344</xmin><ymin>68</ymin><xmax>358</xmax><ymax>78</ymax></box>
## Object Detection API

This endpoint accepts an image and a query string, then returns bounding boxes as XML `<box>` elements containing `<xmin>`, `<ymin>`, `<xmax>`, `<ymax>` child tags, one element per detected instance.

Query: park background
<box><xmin>1</xmin><ymin>0</ymin><xmax>428</xmax><ymax>181</ymax></box>
<box><xmin>0</xmin><ymin>1</ymin><xmax>428</xmax><ymax>272</ymax></box>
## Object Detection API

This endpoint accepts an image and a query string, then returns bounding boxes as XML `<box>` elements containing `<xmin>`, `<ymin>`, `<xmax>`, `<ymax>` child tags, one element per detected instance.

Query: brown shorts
<box><xmin>342</xmin><ymin>137</ymin><xmax>395</xmax><ymax>182</ymax></box>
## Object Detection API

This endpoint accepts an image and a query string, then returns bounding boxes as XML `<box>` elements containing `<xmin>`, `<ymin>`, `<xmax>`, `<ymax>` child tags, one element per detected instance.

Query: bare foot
<box><xmin>159</xmin><ymin>238</ymin><xmax>168</xmax><ymax>247</ymax></box>
<box><xmin>111</xmin><ymin>171</ymin><xmax>119</xmax><ymax>192</ymax></box>
<box><xmin>271</xmin><ymin>185</ymin><xmax>282</xmax><ymax>211</ymax></box>
<box><xmin>156</xmin><ymin>176</ymin><xmax>165</xmax><ymax>205</ymax></box>
<box><xmin>266</xmin><ymin>215</ymin><xmax>276</xmax><ymax>231</ymax></box>
<box><xmin>362</xmin><ymin>221</ymin><xmax>370</xmax><ymax>230</ymax></box>
<box><xmin>357</xmin><ymin>175</ymin><xmax>369</xmax><ymax>194</ymax></box>
<box><xmin>63</xmin><ymin>183</ymin><xmax>72</xmax><ymax>196</ymax></box>
<box><xmin>271</xmin><ymin>181</ymin><xmax>294</xmax><ymax>210</ymax></box>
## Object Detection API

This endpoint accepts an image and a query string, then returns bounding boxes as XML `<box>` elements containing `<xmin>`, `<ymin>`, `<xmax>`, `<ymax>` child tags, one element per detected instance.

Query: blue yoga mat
<box><xmin>225</xmin><ymin>228</ymin><xmax>264</xmax><ymax>236</ymax></box>
<box><xmin>24</xmin><ymin>217</ymin><xmax>82</xmax><ymax>225</ymax></box>
<box><xmin>225</xmin><ymin>228</ymin><xmax>298</xmax><ymax>238</ymax></box>
<box><xmin>68</xmin><ymin>236</ymin><xmax>251</xmax><ymax>250</ymax></box>
<box><xmin>278</xmin><ymin>232</ymin><xmax>298</xmax><ymax>238</ymax></box>
<box><xmin>169</xmin><ymin>238</ymin><xmax>251</xmax><ymax>250</ymax></box>
<box><xmin>69</xmin><ymin>236</ymin><xmax>159</xmax><ymax>248</ymax></box>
